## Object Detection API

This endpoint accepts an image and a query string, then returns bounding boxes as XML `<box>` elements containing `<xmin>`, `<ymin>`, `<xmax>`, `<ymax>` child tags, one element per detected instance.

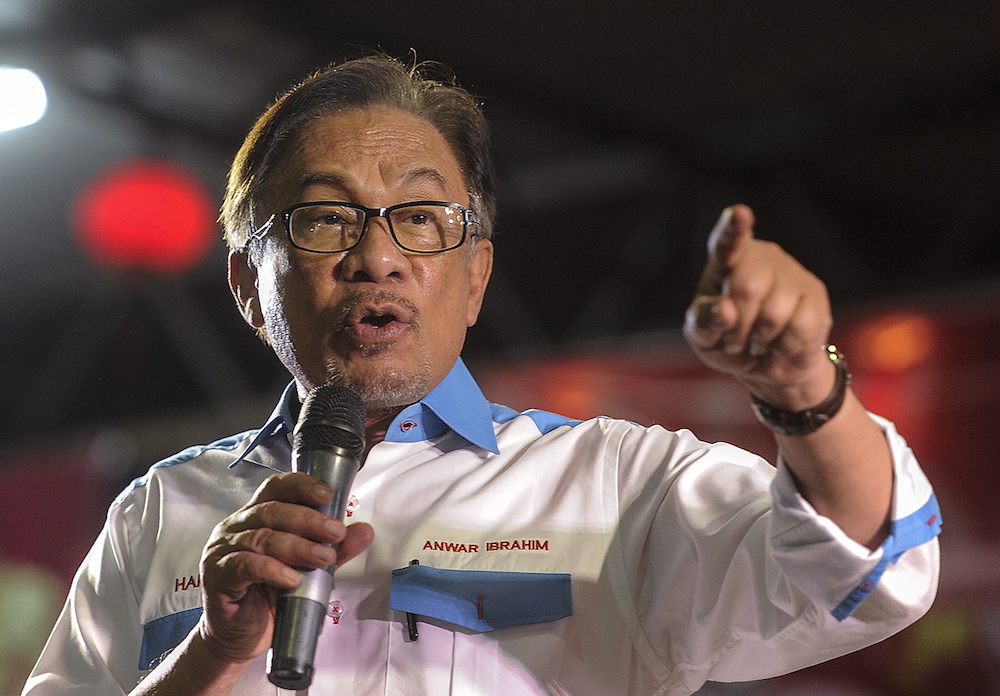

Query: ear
<box><xmin>228</xmin><ymin>250</ymin><xmax>264</xmax><ymax>329</ymax></box>
<box><xmin>466</xmin><ymin>238</ymin><xmax>494</xmax><ymax>327</ymax></box>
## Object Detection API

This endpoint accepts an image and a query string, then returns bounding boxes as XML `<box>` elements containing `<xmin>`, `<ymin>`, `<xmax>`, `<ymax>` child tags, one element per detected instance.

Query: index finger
<box><xmin>247</xmin><ymin>471</ymin><xmax>335</xmax><ymax>509</ymax></box>
<box><xmin>699</xmin><ymin>204</ymin><xmax>756</xmax><ymax>296</ymax></box>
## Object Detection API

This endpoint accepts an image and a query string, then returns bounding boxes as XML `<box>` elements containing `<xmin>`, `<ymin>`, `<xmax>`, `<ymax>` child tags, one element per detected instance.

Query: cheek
<box><xmin>257</xmin><ymin>250</ymin><xmax>331</xmax><ymax>335</ymax></box>
<box><xmin>420</xmin><ymin>263</ymin><xmax>473</xmax><ymax>339</ymax></box>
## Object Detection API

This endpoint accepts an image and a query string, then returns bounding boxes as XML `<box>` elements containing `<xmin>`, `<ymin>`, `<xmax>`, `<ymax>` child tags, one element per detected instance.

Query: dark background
<box><xmin>1</xmin><ymin>0</ymin><xmax>997</xmax><ymax>451</ymax></box>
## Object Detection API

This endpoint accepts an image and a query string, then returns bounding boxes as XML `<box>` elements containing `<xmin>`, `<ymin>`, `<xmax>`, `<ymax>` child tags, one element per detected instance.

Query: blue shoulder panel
<box><xmin>116</xmin><ymin>432</ymin><xmax>253</xmax><ymax>504</ymax></box>
<box><xmin>490</xmin><ymin>403</ymin><xmax>582</xmax><ymax>435</ymax></box>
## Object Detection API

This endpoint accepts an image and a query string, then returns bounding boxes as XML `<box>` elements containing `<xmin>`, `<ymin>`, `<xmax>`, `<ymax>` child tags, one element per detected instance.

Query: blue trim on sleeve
<box><xmin>390</xmin><ymin>565</ymin><xmax>572</xmax><ymax>632</ymax></box>
<box><xmin>139</xmin><ymin>607</ymin><xmax>204</xmax><ymax>670</ymax></box>
<box><xmin>832</xmin><ymin>493</ymin><xmax>942</xmax><ymax>621</ymax></box>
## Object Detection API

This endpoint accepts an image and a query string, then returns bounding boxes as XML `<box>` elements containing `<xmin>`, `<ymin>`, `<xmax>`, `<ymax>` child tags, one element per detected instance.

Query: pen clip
<box><xmin>406</xmin><ymin>559</ymin><xmax>419</xmax><ymax>641</ymax></box>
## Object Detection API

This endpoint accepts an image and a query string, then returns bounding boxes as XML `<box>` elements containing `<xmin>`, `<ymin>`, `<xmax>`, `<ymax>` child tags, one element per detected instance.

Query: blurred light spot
<box><xmin>0</xmin><ymin>67</ymin><xmax>47</xmax><ymax>133</ymax></box>
<box><xmin>542</xmin><ymin>363</ymin><xmax>601</xmax><ymax>419</ymax></box>
<box><xmin>896</xmin><ymin>605</ymin><xmax>976</xmax><ymax>691</ymax></box>
<box><xmin>72</xmin><ymin>159</ymin><xmax>216</xmax><ymax>274</ymax></box>
<box><xmin>87</xmin><ymin>428</ymin><xmax>139</xmax><ymax>477</ymax></box>
<box><xmin>0</xmin><ymin>564</ymin><xmax>63</xmax><ymax>693</ymax></box>
<box><xmin>853</xmin><ymin>313</ymin><xmax>936</xmax><ymax>373</ymax></box>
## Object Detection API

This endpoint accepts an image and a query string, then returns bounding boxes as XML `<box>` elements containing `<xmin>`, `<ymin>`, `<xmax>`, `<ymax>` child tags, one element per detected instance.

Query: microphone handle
<box><xmin>267</xmin><ymin>445</ymin><xmax>360</xmax><ymax>690</ymax></box>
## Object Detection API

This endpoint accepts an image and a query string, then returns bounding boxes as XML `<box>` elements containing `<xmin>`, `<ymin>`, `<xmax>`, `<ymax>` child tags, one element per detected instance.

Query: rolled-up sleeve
<box><xmin>614</xmin><ymin>416</ymin><xmax>940</xmax><ymax>691</ymax></box>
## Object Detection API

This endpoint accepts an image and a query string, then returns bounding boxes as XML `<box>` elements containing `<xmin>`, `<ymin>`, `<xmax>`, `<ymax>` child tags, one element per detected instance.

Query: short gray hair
<box><xmin>221</xmin><ymin>55</ymin><xmax>497</xmax><ymax>251</ymax></box>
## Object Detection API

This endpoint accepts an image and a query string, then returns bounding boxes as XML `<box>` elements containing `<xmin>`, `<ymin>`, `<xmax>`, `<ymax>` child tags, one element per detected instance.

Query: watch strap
<box><xmin>750</xmin><ymin>346</ymin><xmax>851</xmax><ymax>436</ymax></box>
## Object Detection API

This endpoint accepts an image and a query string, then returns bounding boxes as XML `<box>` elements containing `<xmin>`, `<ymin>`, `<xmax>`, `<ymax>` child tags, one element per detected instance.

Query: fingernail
<box><xmin>283</xmin><ymin>567</ymin><xmax>301</xmax><ymax>585</ymax></box>
<box><xmin>718</xmin><ymin>206</ymin><xmax>734</xmax><ymax>227</ymax></box>
<box><xmin>314</xmin><ymin>544</ymin><xmax>337</xmax><ymax>563</ymax></box>
<box><xmin>313</xmin><ymin>483</ymin><xmax>332</xmax><ymax>498</ymax></box>
<box><xmin>325</xmin><ymin>519</ymin><xmax>344</xmax><ymax>537</ymax></box>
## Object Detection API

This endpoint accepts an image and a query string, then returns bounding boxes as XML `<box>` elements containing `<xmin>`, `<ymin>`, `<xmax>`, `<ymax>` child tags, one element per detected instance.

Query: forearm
<box><xmin>130</xmin><ymin>626</ymin><xmax>252</xmax><ymax>696</ymax></box>
<box><xmin>775</xmin><ymin>389</ymin><xmax>893</xmax><ymax>550</ymax></box>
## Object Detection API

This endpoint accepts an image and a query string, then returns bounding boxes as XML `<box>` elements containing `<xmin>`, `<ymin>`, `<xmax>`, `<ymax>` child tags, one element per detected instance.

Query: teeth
<box><xmin>364</xmin><ymin>315</ymin><xmax>393</xmax><ymax>328</ymax></box>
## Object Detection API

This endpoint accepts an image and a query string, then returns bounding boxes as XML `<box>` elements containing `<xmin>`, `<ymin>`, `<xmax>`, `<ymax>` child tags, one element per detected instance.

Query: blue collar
<box><xmin>383</xmin><ymin>359</ymin><xmax>499</xmax><ymax>454</ymax></box>
<box><xmin>234</xmin><ymin>359</ymin><xmax>499</xmax><ymax>468</ymax></box>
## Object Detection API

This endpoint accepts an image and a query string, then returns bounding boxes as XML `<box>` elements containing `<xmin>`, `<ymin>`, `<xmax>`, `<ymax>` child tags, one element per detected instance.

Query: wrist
<box><xmin>750</xmin><ymin>346</ymin><xmax>851</xmax><ymax>436</ymax></box>
<box><xmin>132</xmin><ymin>627</ymin><xmax>251</xmax><ymax>696</ymax></box>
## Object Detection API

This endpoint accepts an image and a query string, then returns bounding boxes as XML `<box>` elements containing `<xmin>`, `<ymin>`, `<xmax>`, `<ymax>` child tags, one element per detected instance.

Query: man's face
<box><xmin>230</xmin><ymin>106</ymin><xmax>493</xmax><ymax>409</ymax></box>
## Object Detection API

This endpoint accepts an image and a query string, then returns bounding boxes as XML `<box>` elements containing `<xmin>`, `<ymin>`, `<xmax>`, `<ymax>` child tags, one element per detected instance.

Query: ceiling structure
<box><xmin>0</xmin><ymin>0</ymin><xmax>998</xmax><ymax>459</ymax></box>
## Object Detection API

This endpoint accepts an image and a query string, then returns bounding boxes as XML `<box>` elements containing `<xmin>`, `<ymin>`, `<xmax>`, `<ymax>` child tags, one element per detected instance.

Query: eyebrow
<box><xmin>397</xmin><ymin>167</ymin><xmax>450</xmax><ymax>192</ymax></box>
<box><xmin>296</xmin><ymin>172</ymin><xmax>350</xmax><ymax>194</ymax></box>
<box><xmin>296</xmin><ymin>167</ymin><xmax>452</xmax><ymax>197</ymax></box>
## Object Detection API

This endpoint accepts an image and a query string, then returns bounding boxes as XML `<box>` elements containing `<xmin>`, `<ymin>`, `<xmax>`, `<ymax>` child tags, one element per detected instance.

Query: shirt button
<box><xmin>327</xmin><ymin>599</ymin><xmax>344</xmax><ymax>624</ymax></box>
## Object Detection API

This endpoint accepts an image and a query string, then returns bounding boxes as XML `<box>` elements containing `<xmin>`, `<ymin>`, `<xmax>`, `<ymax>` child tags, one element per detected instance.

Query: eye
<box><xmin>309</xmin><ymin>211</ymin><xmax>348</xmax><ymax>228</ymax></box>
<box><xmin>401</xmin><ymin>210</ymin><xmax>435</xmax><ymax>226</ymax></box>
<box><xmin>288</xmin><ymin>204</ymin><xmax>362</xmax><ymax>251</ymax></box>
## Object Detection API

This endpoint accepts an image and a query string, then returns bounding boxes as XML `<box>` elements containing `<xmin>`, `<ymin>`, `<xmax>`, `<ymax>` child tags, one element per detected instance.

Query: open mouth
<box><xmin>338</xmin><ymin>294</ymin><xmax>419</xmax><ymax>345</ymax></box>
<box><xmin>360</xmin><ymin>313</ymin><xmax>396</xmax><ymax>329</ymax></box>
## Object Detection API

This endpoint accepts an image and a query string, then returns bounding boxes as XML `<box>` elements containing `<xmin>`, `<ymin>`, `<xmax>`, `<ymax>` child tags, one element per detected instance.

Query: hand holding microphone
<box><xmin>195</xmin><ymin>384</ymin><xmax>371</xmax><ymax>691</ymax></box>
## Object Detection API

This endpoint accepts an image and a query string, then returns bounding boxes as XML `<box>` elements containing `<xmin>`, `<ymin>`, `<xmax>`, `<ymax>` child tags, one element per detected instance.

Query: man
<box><xmin>24</xmin><ymin>55</ymin><xmax>940</xmax><ymax>696</ymax></box>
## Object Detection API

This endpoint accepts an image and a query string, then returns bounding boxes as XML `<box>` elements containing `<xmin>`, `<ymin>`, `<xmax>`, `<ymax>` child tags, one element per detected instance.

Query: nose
<box><xmin>338</xmin><ymin>215</ymin><xmax>410</xmax><ymax>283</ymax></box>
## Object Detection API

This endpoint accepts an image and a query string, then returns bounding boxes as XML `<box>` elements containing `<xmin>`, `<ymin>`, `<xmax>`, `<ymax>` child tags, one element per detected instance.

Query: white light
<box><xmin>0</xmin><ymin>67</ymin><xmax>48</xmax><ymax>133</ymax></box>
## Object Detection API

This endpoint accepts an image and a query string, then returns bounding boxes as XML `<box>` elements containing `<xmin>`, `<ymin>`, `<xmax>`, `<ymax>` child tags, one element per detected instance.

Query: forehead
<box><xmin>265</xmin><ymin>106</ymin><xmax>467</xmax><ymax>204</ymax></box>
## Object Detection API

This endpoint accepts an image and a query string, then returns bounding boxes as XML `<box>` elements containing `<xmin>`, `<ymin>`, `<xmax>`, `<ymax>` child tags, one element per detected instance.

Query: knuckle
<box><xmin>246</xmin><ymin>526</ymin><xmax>276</xmax><ymax>554</ymax></box>
<box><xmin>759</xmin><ymin>239</ymin><xmax>784</xmax><ymax>256</ymax></box>
<box><xmin>249</xmin><ymin>472</ymin><xmax>291</xmax><ymax>501</ymax></box>
<box><xmin>215</xmin><ymin>549</ymin><xmax>254</xmax><ymax>581</ymax></box>
<box><xmin>754</xmin><ymin>302</ymin><xmax>784</xmax><ymax>330</ymax></box>
<box><xmin>728</xmin><ymin>271</ymin><xmax>769</xmax><ymax>302</ymax></box>
<box><xmin>248</xmin><ymin>499</ymin><xmax>286</xmax><ymax>530</ymax></box>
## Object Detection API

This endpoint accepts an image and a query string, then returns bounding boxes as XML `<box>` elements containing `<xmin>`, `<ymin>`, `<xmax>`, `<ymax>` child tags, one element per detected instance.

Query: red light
<box><xmin>73</xmin><ymin>159</ymin><xmax>216</xmax><ymax>274</ymax></box>
<box><xmin>852</xmin><ymin>313</ymin><xmax>936</xmax><ymax>373</ymax></box>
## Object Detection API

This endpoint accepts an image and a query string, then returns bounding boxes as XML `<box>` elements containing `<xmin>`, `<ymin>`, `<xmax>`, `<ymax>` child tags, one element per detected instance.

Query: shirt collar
<box><xmin>229</xmin><ymin>382</ymin><xmax>299</xmax><ymax>469</ymax></box>
<box><xmin>234</xmin><ymin>358</ymin><xmax>498</xmax><ymax>467</ymax></box>
<box><xmin>384</xmin><ymin>358</ymin><xmax>499</xmax><ymax>454</ymax></box>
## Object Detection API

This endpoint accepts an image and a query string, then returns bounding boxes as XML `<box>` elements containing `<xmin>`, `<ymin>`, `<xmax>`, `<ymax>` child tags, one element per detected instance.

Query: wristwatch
<box><xmin>750</xmin><ymin>345</ymin><xmax>851</xmax><ymax>436</ymax></box>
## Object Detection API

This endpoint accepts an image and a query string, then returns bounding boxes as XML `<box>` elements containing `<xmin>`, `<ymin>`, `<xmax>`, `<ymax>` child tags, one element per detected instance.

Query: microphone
<box><xmin>267</xmin><ymin>383</ymin><xmax>365</xmax><ymax>690</ymax></box>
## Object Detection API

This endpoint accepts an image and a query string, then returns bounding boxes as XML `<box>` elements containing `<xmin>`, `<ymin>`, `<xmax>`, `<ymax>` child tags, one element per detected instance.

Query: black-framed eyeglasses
<box><xmin>248</xmin><ymin>201</ymin><xmax>476</xmax><ymax>254</ymax></box>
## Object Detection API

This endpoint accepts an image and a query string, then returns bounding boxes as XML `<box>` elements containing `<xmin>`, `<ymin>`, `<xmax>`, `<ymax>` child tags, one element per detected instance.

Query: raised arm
<box><xmin>684</xmin><ymin>204</ymin><xmax>892</xmax><ymax>549</ymax></box>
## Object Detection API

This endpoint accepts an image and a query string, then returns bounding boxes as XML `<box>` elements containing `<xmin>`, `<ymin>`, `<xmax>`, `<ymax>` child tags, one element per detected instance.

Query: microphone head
<box><xmin>294</xmin><ymin>384</ymin><xmax>365</xmax><ymax>456</ymax></box>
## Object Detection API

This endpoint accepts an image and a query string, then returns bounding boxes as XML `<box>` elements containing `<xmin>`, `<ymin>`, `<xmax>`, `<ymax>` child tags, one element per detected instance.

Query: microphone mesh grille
<box><xmin>294</xmin><ymin>384</ymin><xmax>365</xmax><ymax>456</ymax></box>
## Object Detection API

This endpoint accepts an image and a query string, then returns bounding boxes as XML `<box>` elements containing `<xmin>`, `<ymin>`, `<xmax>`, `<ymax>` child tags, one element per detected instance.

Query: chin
<box><xmin>322</xmin><ymin>356</ymin><xmax>434</xmax><ymax>410</ymax></box>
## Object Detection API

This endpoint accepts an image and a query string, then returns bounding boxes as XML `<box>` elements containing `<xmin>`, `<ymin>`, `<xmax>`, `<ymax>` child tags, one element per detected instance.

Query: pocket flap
<box><xmin>390</xmin><ymin>565</ymin><xmax>572</xmax><ymax>632</ymax></box>
<box><xmin>139</xmin><ymin>607</ymin><xmax>203</xmax><ymax>670</ymax></box>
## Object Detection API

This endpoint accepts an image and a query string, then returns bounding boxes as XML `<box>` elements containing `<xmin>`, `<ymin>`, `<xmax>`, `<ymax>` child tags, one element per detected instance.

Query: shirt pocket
<box><xmin>389</xmin><ymin>565</ymin><xmax>572</xmax><ymax>632</ymax></box>
<box><xmin>139</xmin><ymin>607</ymin><xmax>203</xmax><ymax>670</ymax></box>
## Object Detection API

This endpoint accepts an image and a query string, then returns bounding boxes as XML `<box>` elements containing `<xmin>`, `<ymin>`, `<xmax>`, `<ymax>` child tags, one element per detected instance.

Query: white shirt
<box><xmin>24</xmin><ymin>359</ymin><xmax>940</xmax><ymax>696</ymax></box>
